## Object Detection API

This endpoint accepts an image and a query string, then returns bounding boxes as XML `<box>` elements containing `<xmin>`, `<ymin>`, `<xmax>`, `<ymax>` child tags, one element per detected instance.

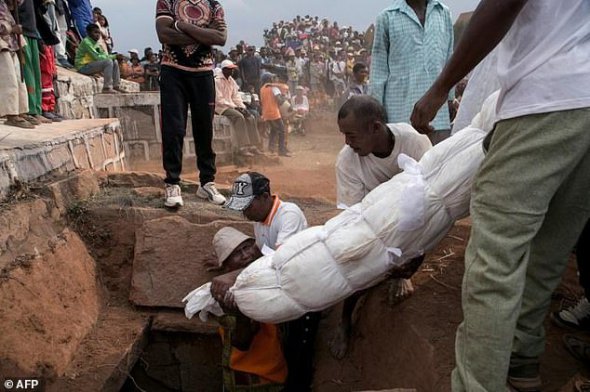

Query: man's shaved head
<box><xmin>338</xmin><ymin>95</ymin><xmax>388</xmax><ymax>125</ymax></box>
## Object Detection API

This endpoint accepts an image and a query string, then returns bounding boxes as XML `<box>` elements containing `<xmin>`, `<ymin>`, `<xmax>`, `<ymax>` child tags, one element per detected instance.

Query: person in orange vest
<box><xmin>210</xmin><ymin>226</ymin><xmax>288</xmax><ymax>392</ymax></box>
<box><xmin>259</xmin><ymin>72</ymin><xmax>292</xmax><ymax>157</ymax></box>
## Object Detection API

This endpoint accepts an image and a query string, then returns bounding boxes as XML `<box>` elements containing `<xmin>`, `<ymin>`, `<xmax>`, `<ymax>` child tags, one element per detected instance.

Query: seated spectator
<box><xmin>291</xmin><ymin>86</ymin><xmax>309</xmax><ymax>135</ymax></box>
<box><xmin>75</xmin><ymin>23</ymin><xmax>121</xmax><ymax>93</ymax></box>
<box><xmin>215</xmin><ymin>59</ymin><xmax>263</xmax><ymax>157</ymax></box>
<box><xmin>122</xmin><ymin>56</ymin><xmax>145</xmax><ymax>86</ymax></box>
<box><xmin>144</xmin><ymin>52</ymin><xmax>160</xmax><ymax>91</ymax></box>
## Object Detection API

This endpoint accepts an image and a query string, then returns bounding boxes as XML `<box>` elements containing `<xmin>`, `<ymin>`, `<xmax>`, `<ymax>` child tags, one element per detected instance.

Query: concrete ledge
<box><xmin>56</xmin><ymin>66</ymin><xmax>140</xmax><ymax>120</ymax></box>
<box><xmin>0</xmin><ymin>119</ymin><xmax>126</xmax><ymax>198</ymax></box>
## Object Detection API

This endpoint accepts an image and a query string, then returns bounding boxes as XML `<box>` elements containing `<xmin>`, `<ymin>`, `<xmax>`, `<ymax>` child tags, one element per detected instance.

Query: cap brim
<box><xmin>224</xmin><ymin>195</ymin><xmax>255</xmax><ymax>211</ymax></box>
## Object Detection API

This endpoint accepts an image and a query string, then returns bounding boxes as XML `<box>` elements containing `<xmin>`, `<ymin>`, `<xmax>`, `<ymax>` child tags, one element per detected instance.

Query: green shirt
<box><xmin>75</xmin><ymin>37</ymin><xmax>115</xmax><ymax>69</ymax></box>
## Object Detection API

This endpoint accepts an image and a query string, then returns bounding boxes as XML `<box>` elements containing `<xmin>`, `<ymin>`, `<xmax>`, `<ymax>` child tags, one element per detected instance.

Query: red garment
<box><xmin>40</xmin><ymin>45</ymin><xmax>56</xmax><ymax>112</ymax></box>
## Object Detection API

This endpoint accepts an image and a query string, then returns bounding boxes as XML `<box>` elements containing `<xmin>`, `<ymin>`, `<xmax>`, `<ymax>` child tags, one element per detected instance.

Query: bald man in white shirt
<box><xmin>330</xmin><ymin>95</ymin><xmax>432</xmax><ymax>359</ymax></box>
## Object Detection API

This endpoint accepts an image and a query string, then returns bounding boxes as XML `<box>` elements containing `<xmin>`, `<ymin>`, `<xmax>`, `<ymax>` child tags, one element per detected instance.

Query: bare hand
<box><xmin>410</xmin><ymin>85</ymin><xmax>449</xmax><ymax>134</ymax></box>
<box><xmin>210</xmin><ymin>271</ymin><xmax>240</xmax><ymax>310</ymax></box>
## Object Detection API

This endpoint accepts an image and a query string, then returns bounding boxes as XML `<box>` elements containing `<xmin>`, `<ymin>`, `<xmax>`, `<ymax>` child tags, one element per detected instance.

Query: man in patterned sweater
<box><xmin>155</xmin><ymin>0</ymin><xmax>228</xmax><ymax>208</ymax></box>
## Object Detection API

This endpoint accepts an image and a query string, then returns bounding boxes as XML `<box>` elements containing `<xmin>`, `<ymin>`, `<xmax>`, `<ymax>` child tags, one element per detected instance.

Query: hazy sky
<box><xmin>92</xmin><ymin>0</ymin><xmax>479</xmax><ymax>54</ymax></box>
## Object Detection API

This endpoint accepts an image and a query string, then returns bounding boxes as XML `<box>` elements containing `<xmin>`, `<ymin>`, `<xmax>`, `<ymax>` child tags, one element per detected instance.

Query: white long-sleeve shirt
<box><xmin>214</xmin><ymin>74</ymin><xmax>245</xmax><ymax>115</ymax></box>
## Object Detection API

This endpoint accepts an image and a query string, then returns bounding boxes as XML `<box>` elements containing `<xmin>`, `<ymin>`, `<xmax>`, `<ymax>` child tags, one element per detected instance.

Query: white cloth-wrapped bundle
<box><xmin>185</xmin><ymin>92</ymin><xmax>499</xmax><ymax>324</ymax></box>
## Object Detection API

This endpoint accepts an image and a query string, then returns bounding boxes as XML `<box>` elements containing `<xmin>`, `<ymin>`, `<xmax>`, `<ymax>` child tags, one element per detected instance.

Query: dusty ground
<box><xmin>3</xmin><ymin>108</ymin><xmax>586</xmax><ymax>391</ymax></box>
<box><xmin>135</xmin><ymin>109</ymin><xmax>588</xmax><ymax>390</ymax></box>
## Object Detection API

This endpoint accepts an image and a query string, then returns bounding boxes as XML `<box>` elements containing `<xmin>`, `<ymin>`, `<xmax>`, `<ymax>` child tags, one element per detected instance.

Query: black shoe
<box><xmin>42</xmin><ymin>111</ymin><xmax>63</xmax><ymax>122</ymax></box>
<box><xmin>279</xmin><ymin>151</ymin><xmax>293</xmax><ymax>157</ymax></box>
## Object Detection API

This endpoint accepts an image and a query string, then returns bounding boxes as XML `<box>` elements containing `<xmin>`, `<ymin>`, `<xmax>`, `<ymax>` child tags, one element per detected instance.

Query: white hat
<box><xmin>220</xmin><ymin>59</ymin><xmax>238</xmax><ymax>69</ymax></box>
<box><xmin>128</xmin><ymin>49</ymin><xmax>139</xmax><ymax>55</ymax></box>
<box><xmin>212</xmin><ymin>227</ymin><xmax>253</xmax><ymax>267</ymax></box>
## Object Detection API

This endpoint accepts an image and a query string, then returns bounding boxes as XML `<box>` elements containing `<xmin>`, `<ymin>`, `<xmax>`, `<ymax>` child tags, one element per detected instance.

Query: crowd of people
<box><xmin>0</xmin><ymin>0</ymin><xmax>164</xmax><ymax>131</ymax></box>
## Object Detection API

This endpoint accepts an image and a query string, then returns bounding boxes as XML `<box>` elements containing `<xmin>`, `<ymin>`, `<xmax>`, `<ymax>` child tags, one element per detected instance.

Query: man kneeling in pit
<box><xmin>330</xmin><ymin>95</ymin><xmax>432</xmax><ymax>359</ymax></box>
<box><xmin>209</xmin><ymin>227</ymin><xmax>287</xmax><ymax>392</ymax></box>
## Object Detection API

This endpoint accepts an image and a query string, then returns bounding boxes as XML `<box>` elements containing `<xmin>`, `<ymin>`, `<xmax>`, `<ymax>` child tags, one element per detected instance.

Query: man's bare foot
<box><xmin>329</xmin><ymin>323</ymin><xmax>350</xmax><ymax>360</ymax></box>
<box><xmin>387</xmin><ymin>278</ymin><xmax>415</xmax><ymax>306</ymax></box>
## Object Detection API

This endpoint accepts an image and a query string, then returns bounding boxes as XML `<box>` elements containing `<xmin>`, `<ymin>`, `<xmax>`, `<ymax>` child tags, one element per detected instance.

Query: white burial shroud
<box><xmin>184</xmin><ymin>92</ymin><xmax>500</xmax><ymax>324</ymax></box>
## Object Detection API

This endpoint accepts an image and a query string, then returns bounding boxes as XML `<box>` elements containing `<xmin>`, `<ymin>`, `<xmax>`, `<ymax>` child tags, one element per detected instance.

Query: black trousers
<box><xmin>160</xmin><ymin>65</ymin><xmax>216</xmax><ymax>186</ymax></box>
<box><xmin>282</xmin><ymin>312</ymin><xmax>322</xmax><ymax>392</ymax></box>
<box><xmin>577</xmin><ymin>220</ymin><xmax>590</xmax><ymax>299</ymax></box>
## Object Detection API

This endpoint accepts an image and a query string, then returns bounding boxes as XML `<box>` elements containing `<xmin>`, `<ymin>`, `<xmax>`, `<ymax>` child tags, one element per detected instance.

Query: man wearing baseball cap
<box><xmin>224</xmin><ymin>172</ymin><xmax>320</xmax><ymax>392</ymax></box>
<box><xmin>209</xmin><ymin>227</ymin><xmax>287</xmax><ymax>391</ymax></box>
<box><xmin>215</xmin><ymin>60</ymin><xmax>262</xmax><ymax>158</ymax></box>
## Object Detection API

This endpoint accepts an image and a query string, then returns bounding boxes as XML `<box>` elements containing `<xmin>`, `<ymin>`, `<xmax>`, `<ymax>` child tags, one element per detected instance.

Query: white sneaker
<box><xmin>164</xmin><ymin>184</ymin><xmax>183</xmax><ymax>208</ymax></box>
<box><xmin>196</xmin><ymin>182</ymin><xmax>226</xmax><ymax>205</ymax></box>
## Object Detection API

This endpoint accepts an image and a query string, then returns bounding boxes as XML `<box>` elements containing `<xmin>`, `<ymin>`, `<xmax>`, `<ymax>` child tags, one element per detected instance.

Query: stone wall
<box><xmin>0</xmin><ymin>119</ymin><xmax>126</xmax><ymax>198</ymax></box>
<box><xmin>94</xmin><ymin>93</ymin><xmax>235</xmax><ymax>167</ymax></box>
<box><xmin>55</xmin><ymin>67</ymin><xmax>140</xmax><ymax>120</ymax></box>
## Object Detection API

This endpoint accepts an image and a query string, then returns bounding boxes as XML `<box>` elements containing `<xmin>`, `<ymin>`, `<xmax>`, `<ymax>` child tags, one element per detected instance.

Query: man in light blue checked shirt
<box><xmin>369</xmin><ymin>0</ymin><xmax>454</xmax><ymax>144</ymax></box>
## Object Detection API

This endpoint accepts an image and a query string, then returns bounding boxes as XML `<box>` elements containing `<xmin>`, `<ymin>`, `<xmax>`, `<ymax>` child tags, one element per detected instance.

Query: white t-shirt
<box><xmin>496</xmin><ymin>0</ymin><xmax>590</xmax><ymax>121</ymax></box>
<box><xmin>254</xmin><ymin>196</ymin><xmax>308</xmax><ymax>250</ymax></box>
<box><xmin>336</xmin><ymin>123</ymin><xmax>432</xmax><ymax>207</ymax></box>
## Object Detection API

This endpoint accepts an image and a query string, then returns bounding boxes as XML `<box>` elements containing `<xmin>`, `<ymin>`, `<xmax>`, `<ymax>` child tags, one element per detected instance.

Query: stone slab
<box><xmin>130</xmin><ymin>215</ymin><xmax>254</xmax><ymax>308</ymax></box>
<box><xmin>152</xmin><ymin>311</ymin><xmax>218</xmax><ymax>334</ymax></box>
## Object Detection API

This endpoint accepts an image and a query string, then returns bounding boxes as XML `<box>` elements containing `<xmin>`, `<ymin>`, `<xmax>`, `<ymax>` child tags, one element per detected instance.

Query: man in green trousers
<box><xmin>410</xmin><ymin>0</ymin><xmax>590</xmax><ymax>391</ymax></box>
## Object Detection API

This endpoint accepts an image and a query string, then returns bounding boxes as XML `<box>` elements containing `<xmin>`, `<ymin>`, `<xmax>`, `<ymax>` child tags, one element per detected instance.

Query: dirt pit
<box><xmin>0</xmin><ymin>109</ymin><xmax>587</xmax><ymax>391</ymax></box>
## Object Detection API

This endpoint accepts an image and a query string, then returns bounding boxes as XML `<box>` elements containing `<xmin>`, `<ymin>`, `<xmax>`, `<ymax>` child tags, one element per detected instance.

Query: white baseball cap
<box><xmin>128</xmin><ymin>49</ymin><xmax>139</xmax><ymax>55</ymax></box>
<box><xmin>220</xmin><ymin>59</ymin><xmax>238</xmax><ymax>69</ymax></box>
<box><xmin>213</xmin><ymin>227</ymin><xmax>253</xmax><ymax>267</ymax></box>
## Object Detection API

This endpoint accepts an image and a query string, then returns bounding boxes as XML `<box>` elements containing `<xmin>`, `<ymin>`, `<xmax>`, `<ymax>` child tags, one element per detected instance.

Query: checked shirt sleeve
<box><xmin>368</xmin><ymin>12</ymin><xmax>390</xmax><ymax>106</ymax></box>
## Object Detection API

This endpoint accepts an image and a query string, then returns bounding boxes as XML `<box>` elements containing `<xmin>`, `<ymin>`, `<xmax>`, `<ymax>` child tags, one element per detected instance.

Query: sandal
<box><xmin>21</xmin><ymin>114</ymin><xmax>41</xmax><ymax>126</ymax></box>
<box><xmin>5</xmin><ymin>116</ymin><xmax>35</xmax><ymax>129</ymax></box>
<box><xmin>563</xmin><ymin>334</ymin><xmax>590</xmax><ymax>362</ymax></box>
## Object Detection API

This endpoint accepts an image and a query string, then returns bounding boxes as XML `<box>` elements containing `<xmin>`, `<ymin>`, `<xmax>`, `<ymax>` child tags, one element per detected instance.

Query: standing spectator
<box><xmin>95</xmin><ymin>14</ymin><xmax>112</xmax><ymax>53</ymax></box>
<box><xmin>260</xmin><ymin>73</ymin><xmax>290</xmax><ymax>157</ymax></box>
<box><xmin>155</xmin><ymin>0</ymin><xmax>228</xmax><ymax>208</ymax></box>
<box><xmin>54</xmin><ymin>0</ymin><xmax>72</xmax><ymax>68</ymax></box>
<box><xmin>309</xmin><ymin>52</ymin><xmax>325</xmax><ymax>102</ymax></box>
<box><xmin>330</xmin><ymin>51</ymin><xmax>346</xmax><ymax>97</ymax></box>
<box><xmin>238</xmin><ymin>45</ymin><xmax>261</xmax><ymax>92</ymax></box>
<box><xmin>341</xmin><ymin>62</ymin><xmax>369</xmax><ymax>105</ymax></box>
<box><xmin>410</xmin><ymin>1</ymin><xmax>590</xmax><ymax>390</ymax></box>
<box><xmin>215</xmin><ymin>59</ymin><xmax>262</xmax><ymax>157</ymax></box>
<box><xmin>370</xmin><ymin>0</ymin><xmax>453</xmax><ymax>145</ymax></box>
<box><xmin>19</xmin><ymin>0</ymin><xmax>50</xmax><ymax>125</ymax></box>
<box><xmin>36</xmin><ymin>0</ymin><xmax>63</xmax><ymax>122</ymax></box>
<box><xmin>75</xmin><ymin>24</ymin><xmax>121</xmax><ymax>93</ymax></box>
<box><xmin>291</xmin><ymin>86</ymin><xmax>308</xmax><ymax>135</ymax></box>
<box><xmin>140</xmin><ymin>47</ymin><xmax>153</xmax><ymax>65</ymax></box>
<box><xmin>68</xmin><ymin>0</ymin><xmax>93</xmax><ymax>38</ymax></box>
<box><xmin>144</xmin><ymin>52</ymin><xmax>160</xmax><ymax>91</ymax></box>
<box><xmin>285</xmin><ymin>47</ymin><xmax>298</xmax><ymax>94</ymax></box>
<box><xmin>0</xmin><ymin>0</ymin><xmax>32</xmax><ymax>128</ymax></box>
<box><xmin>127</xmin><ymin>48</ymin><xmax>139</xmax><ymax>62</ymax></box>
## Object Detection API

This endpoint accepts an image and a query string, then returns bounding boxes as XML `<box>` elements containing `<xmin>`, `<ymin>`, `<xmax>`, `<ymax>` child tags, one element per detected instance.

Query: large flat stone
<box><xmin>130</xmin><ymin>215</ymin><xmax>254</xmax><ymax>308</ymax></box>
